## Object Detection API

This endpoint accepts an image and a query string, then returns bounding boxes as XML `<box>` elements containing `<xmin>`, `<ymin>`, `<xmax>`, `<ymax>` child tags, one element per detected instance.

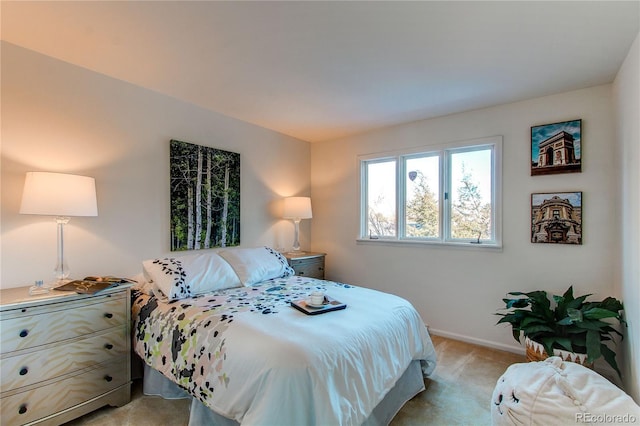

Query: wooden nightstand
<box><xmin>285</xmin><ymin>252</ymin><xmax>326</xmax><ymax>280</ymax></box>
<box><xmin>0</xmin><ymin>284</ymin><xmax>132</xmax><ymax>425</ymax></box>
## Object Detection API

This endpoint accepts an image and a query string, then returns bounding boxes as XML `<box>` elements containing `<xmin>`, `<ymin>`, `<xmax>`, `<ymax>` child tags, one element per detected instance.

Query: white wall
<box><xmin>613</xmin><ymin>32</ymin><xmax>639</xmax><ymax>402</ymax></box>
<box><xmin>311</xmin><ymin>85</ymin><xmax>620</xmax><ymax>357</ymax></box>
<box><xmin>1</xmin><ymin>42</ymin><xmax>311</xmax><ymax>288</ymax></box>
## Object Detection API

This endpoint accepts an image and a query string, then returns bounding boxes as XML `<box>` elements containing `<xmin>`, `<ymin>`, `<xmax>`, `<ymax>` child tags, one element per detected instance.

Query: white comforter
<box><xmin>133</xmin><ymin>275</ymin><xmax>436</xmax><ymax>425</ymax></box>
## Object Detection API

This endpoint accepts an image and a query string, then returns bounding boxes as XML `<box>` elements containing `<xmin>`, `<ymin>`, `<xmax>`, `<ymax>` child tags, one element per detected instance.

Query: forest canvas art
<box><xmin>170</xmin><ymin>140</ymin><xmax>240</xmax><ymax>251</ymax></box>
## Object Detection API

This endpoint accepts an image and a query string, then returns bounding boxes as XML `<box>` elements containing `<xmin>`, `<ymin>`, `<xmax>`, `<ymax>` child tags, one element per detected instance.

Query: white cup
<box><xmin>310</xmin><ymin>291</ymin><xmax>325</xmax><ymax>305</ymax></box>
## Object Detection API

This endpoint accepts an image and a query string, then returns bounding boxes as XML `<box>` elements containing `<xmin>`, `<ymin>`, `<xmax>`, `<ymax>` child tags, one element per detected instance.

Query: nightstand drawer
<box><xmin>289</xmin><ymin>257</ymin><xmax>325</xmax><ymax>279</ymax></box>
<box><xmin>1</xmin><ymin>327</ymin><xmax>127</xmax><ymax>392</ymax></box>
<box><xmin>0</xmin><ymin>293</ymin><xmax>127</xmax><ymax>353</ymax></box>
<box><xmin>1</xmin><ymin>357</ymin><xmax>128</xmax><ymax>425</ymax></box>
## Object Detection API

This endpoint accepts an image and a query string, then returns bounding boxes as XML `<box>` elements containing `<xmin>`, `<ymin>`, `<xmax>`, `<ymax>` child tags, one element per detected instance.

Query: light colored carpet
<box><xmin>65</xmin><ymin>335</ymin><xmax>524</xmax><ymax>425</ymax></box>
<box><xmin>390</xmin><ymin>335</ymin><xmax>523</xmax><ymax>425</ymax></box>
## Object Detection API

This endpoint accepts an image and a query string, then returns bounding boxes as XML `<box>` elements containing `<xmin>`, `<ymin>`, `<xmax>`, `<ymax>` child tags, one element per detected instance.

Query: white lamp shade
<box><xmin>20</xmin><ymin>172</ymin><xmax>98</xmax><ymax>217</ymax></box>
<box><xmin>283</xmin><ymin>197</ymin><xmax>312</xmax><ymax>220</ymax></box>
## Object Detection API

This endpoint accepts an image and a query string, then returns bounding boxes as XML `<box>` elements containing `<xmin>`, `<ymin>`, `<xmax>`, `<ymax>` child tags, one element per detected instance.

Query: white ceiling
<box><xmin>2</xmin><ymin>1</ymin><xmax>638</xmax><ymax>143</ymax></box>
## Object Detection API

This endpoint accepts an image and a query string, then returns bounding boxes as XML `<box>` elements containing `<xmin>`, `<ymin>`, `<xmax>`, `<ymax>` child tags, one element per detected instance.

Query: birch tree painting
<box><xmin>170</xmin><ymin>139</ymin><xmax>240</xmax><ymax>251</ymax></box>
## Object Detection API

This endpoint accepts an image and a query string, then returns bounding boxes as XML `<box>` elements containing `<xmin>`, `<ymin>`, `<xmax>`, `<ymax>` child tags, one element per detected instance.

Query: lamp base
<box><xmin>52</xmin><ymin>278</ymin><xmax>71</xmax><ymax>288</ymax></box>
<box><xmin>290</xmin><ymin>219</ymin><xmax>303</xmax><ymax>255</ymax></box>
<box><xmin>54</xmin><ymin>216</ymin><xmax>71</xmax><ymax>284</ymax></box>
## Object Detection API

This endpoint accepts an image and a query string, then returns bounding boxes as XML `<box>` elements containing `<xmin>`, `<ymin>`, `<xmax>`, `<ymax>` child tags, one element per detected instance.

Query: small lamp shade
<box><xmin>20</xmin><ymin>172</ymin><xmax>98</xmax><ymax>217</ymax></box>
<box><xmin>283</xmin><ymin>197</ymin><xmax>312</xmax><ymax>220</ymax></box>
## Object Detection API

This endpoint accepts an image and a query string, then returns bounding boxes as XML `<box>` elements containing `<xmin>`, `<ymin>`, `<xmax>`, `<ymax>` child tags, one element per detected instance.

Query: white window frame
<box><xmin>358</xmin><ymin>136</ymin><xmax>502</xmax><ymax>249</ymax></box>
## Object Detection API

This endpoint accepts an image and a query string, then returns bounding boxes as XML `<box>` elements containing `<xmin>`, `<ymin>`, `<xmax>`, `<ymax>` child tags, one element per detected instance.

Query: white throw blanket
<box><xmin>492</xmin><ymin>357</ymin><xmax>640</xmax><ymax>425</ymax></box>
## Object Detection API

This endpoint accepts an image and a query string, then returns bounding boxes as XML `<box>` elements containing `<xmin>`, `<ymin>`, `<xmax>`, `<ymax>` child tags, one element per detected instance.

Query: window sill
<box><xmin>356</xmin><ymin>238</ymin><xmax>503</xmax><ymax>251</ymax></box>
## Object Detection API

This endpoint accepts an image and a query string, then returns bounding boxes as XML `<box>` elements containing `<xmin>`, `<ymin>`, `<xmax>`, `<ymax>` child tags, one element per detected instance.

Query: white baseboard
<box><xmin>428</xmin><ymin>327</ymin><xmax>525</xmax><ymax>355</ymax></box>
<box><xmin>428</xmin><ymin>327</ymin><xmax>623</xmax><ymax>387</ymax></box>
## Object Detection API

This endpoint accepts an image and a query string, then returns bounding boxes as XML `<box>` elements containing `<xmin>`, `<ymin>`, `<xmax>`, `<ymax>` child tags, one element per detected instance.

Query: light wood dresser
<box><xmin>0</xmin><ymin>284</ymin><xmax>132</xmax><ymax>425</ymax></box>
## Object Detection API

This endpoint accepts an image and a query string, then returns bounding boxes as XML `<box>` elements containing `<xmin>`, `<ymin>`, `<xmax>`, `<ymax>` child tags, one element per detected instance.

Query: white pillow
<box><xmin>142</xmin><ymin>252</ymin><xmax>241</xmax><ymax>300</ymax></box>
<box><xmin>218</xmin><ymin>246</ymin><xmax>294</xmax><ymax>286</ymax></box>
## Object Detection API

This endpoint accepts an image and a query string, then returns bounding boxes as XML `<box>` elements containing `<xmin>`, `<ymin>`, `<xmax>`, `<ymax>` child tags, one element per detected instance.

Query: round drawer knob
<box><xmin>18</xmin><ymin>404</ymin><xmax>27</xmax><ymax>415</ymax></box>
<box><xmin>104</xmin><ymin>313</ymin><xmax>113</xmax><ymax>319</ymax></box>
<box><xmin>19</xmin><ymin>367</ymin><xmax>28</xmax><ymax>376</ymax></box>
<box><xmin>104</xmin><ymin>343</ymin><xmax>114</xmax><ymax>350</ymax></box>
<box><xmin>104</xmin><ymin>375</ymin><xmax>113</xmax><ymax>382</ymax></box>
<box><xmin>19</xmin><ymin>329</ymin><xmax>29</xmax><ymax>338</ymax></box>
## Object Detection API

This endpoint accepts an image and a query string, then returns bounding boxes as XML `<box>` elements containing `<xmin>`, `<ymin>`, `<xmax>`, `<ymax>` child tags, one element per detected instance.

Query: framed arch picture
<box><xmin>531</xmin><ymin>192</ymin><xmax>582</xmax><ymax>245</ymax></box>
<box><xmin>531</xmin><ymin>119</ymin><xmax>582</xmax><ymax>176</ymax></box>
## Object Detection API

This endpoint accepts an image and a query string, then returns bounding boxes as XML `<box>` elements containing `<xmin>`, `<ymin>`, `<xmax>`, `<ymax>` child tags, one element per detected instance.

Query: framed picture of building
<box><xmin>531</xmin><ymin>119</ymin><xmax>581</xmax><ymax>176</ymax></box>
<box><xmin>531</xmin><ymin>192</ymin><xmax>582</xmax><ymax>245</ymax></box>
<box><xmin>170</xmin><ymin>139</ymin><xmax>241</xmax><ymax>251</ymax></box>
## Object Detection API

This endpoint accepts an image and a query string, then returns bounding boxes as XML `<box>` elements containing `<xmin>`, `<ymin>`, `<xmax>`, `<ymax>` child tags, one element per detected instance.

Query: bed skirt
<box><xmin>143</xmin><ymin>360</ymin><xmax>425</xmax><ymax>426</ymax></box>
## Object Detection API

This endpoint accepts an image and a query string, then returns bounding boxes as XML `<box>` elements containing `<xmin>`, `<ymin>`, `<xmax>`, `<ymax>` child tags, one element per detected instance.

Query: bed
<box><xmin>132</xmin><ymin>247</ymin><xmax>437</xmax><ymax>425</ymax></box>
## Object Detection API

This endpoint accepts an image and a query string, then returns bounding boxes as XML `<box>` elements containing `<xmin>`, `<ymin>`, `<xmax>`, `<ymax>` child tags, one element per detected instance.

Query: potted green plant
<box><xmin>496</xmin><ymin>285</ymin><xmax>625</xmax><ymax>376</ymax></box>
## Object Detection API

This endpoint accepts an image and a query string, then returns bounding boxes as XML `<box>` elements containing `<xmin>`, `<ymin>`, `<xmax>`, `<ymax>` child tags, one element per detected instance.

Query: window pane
<box><xmin>366</xmin><ymin>160</ymin><xmax>396</xmax><ymax>237</ymax></box>
<box><xmin>405</xmin><ymin>156</ymin><xmax>439</xmax><ymax>238</ymax></box>
<box><xmin>450</xmin><ymin>148</ymin><xmax>492</xmax><ymax>240</ymax></box>
<box><xmin>359</xmin><ymin>137</ymin><xmax>500</xmax><ymax>246</ymax></box>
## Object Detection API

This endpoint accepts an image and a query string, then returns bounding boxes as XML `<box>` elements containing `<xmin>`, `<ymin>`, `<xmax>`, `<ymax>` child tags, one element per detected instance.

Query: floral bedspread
<box><xmin>133</xmin><ymin>275</ymin><xmax>436</xmax><ymax>425</ymax></box>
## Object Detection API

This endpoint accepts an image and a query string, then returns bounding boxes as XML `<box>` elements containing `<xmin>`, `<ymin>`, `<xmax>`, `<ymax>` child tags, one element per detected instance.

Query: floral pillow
<box><xmin>218</xmin><ymin>246</ymin><xmax>294</xmax><ymax>286</ymax></box>
<box><xmin>142</xmin><ymin>252</ymin><xmax>241</xmax><ymax>301</ymax></box>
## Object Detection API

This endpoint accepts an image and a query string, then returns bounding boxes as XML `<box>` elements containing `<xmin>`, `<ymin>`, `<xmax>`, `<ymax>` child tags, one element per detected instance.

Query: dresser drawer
<box><xmin>1</xmin><ymin>327</ymin><xmax>127</xmax><ymax>392</ymax></box>
<box><xmin>1</xmin><ymin>357</ymin><xmax>128</xmax><ymax>425</ymax></box>
<box><xmin>0</xmin><ymin>293</ymin><xmax>127</xmax><ymax>354</ymax></box>
<box><xmin>290</xmin><ymin>257</ymin><xmax>325</xmax><ymax>279</ymax></box>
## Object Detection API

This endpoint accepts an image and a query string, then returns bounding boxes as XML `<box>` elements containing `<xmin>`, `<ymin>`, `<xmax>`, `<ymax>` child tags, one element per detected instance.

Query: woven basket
<box><xmin>524</xmin><ymin>337</ymin><xmax>594</xmax><ymax>369</ymax></box>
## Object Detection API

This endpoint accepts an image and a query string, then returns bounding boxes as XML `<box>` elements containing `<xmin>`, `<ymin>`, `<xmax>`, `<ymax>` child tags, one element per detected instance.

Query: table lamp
<box><xmin>20</xmin><ymin>172</ymin><xmax>98</xmax><ymax>284</ymax></box>
<box><xmin>283</xmin><ymin>197</ymin><xmax>312</xmax><ymax>253</ymax></box>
